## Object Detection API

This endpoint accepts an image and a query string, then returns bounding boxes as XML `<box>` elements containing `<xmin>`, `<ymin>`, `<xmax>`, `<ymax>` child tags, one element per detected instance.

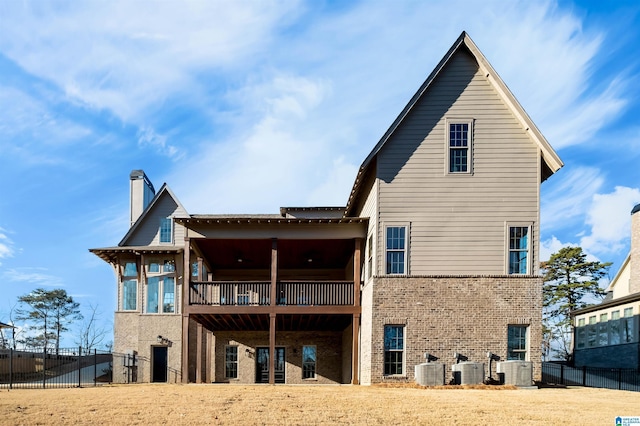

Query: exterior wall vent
<box><xmin>414</xmin><ymin>363</ymin><xmax>445</xmax><ymax>386</ymax></box>
<box><xmin>496</xmin><ymin>360</ymin><xmax>533</xmax><ymax>386</ymax></box>
<box><xmin>451</xmin><ymin>362</ymin><xmax>485</xmax><ymax>385</ymax></box>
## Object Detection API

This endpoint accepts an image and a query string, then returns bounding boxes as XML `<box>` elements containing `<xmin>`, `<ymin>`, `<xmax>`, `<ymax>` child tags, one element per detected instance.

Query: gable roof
<box><xmin>119</xmin><ymin>183</ymin><xmax>189</xmax><ymax>246</ymax></box>
<box><xmin>344</xmin><ymin>31</ymin><xmax>563</xmax><ymax>216</ymax></box>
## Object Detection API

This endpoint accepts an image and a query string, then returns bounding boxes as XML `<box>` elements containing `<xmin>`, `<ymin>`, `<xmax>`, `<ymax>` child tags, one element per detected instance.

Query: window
<box><xmin>225</xmin><ymin>346</ymin><xmax>238</xmax><ymax>379</ymax></box>
<box><xmin>163</xmin><ymin>277</ymin><xmax>175</xmax><ymax>313</ymax></box>
<box><xmin>302</xmin><ymin>346</ymin><xmax>316</xmax><ymax>379</ymax></box>
<box><xmin>577</xmin><ymin>318</ymin><xmax>585</xmax><ymax>327</ymax></box>
<box><xmin>122</xmin><ymin>262</ymin><xmax>138</xmax><ymax>311</ymax></box>
<box><xmin>508</xmin><ymin>226</ymin><xmax>529</xmax><ymax>274</ymax></box>
<box><xmin>507</xmin><ymin>325</ymin><xmax>528</xmax><ymax>360</ymax></box>
<box><xmin>147</xmin><ymin>277</ymin><xmax>160</xmax><ymax>313</ymax></box>
<box><xmin>123</xmin><ymin>279</ymin><xmax>137</xmax><ymax>311</ymax></box>
<box><xmin>366</xmin><ymin>234</ymin><xmax>374</xmax><ymax>280</ymax></box>
<box><xmin>597</xmin><ymin>321</ymin><xmax>608</xmax><ymax>346</ymax></box>
<box><xmin>623</xmin><ymin>308</ymin><xmax>635</xmax><ymax>343</ymax></box>
<box><xmin>146</xmin><ymin>260</ymin><xmax>176</xmax><ymax>314</ymax></box>
<box><xmin>385</xmin><ymin>226</ymin><xmax>407</xmax><ymax>275</ymax></box>
<box><xmin>384</xmin><ymin>325</ymin><xmax>404</xmax><ymax>375</ymax></box>
<box><xmin>576</xmin><ymin>327</ymin><xmax>586</xmax><ymax>349</ymax></box>
<box><xmin>447</xmin><ymin>121</ymin><xmax>472</xmax><ymax>173</ymax></box>
<box><xmin>610</xmin><ymin>318</ymin><xmax>621</xmax><ymax>345</ymax></box>
<box><xmin>588</xmin><ymin>316</ymin><xmax>596</xmax><ymax>325</ymax></box>
<box><xmin>160</xmin><ymin>218</ymin><xmax>173</xmax><ymax>243</ymax></box>
<box><xmin>600</xmin><ymin>313</ymin><xmax>608</xmax><ymax>322</ymax></box>
<box><xmin>612</xmin><ymin>310</ymin><xmax>620</xmax><ymax>320</ymax></box>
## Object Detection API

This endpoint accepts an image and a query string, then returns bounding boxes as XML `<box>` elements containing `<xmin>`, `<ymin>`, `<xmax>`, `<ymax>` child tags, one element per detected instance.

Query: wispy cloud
<box><xmin>0</xmin><ymin>227</ymin><xmax>15</xmax><ymax>265</ymax></box>
<box><xmin>580</xmin><ymin>186</ymin><xmax>640</xmax><ymax>254</ymax></box>
<box><xmin>541</xmin><ymin>167</ymin><xmax>605</xmax><ymax>231</ymax></box>
<box><xmin>2</xmin><ymin>267</ymin><xmax>65</xmax><ymax>288</ymax></box>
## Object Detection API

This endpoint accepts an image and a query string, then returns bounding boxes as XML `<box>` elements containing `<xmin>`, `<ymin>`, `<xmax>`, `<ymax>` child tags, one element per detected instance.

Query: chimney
<box><xmin>630</xmin><ymin>203</ymin><xmax>640</xmax><ymax>294</ymax></box>
<box><xmin>130</xmin><ymin>170</ymin><xmax>155</xmax><ymax>227</ymax></box>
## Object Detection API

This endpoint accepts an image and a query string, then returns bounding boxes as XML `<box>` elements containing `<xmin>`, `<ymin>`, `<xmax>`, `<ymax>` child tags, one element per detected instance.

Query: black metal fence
<box><xmin>542</xmin><ymin>362</ymin><xmax>640</xmax><ymax>392</ymax></box>
<box><xmin>0</xmin><ymin>347</ymin><xmax>112</xmax><ymax>389</ymax></box>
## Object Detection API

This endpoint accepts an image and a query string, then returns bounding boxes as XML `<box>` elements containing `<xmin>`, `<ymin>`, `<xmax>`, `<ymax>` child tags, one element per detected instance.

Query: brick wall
<box><xmin>364</xmin><ymin>276</ymin><xmax>542</xmax><ymax>384</ymax></box>
<box><xmin>212</xmin><ymin>330</ymin><xmax>348</xmax><ymax>384</ymax></box>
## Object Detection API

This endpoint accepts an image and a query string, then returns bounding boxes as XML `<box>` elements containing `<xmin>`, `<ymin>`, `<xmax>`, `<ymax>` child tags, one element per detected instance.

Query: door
<box><xmin>152</xmin><ymin>346</ymin><xmax>168</xmax><ymax>383</ymax></box>
<box><xmin>256</xmin><ymin>347</ymin><xmax>285</xmax><ymax>383</ymax></box>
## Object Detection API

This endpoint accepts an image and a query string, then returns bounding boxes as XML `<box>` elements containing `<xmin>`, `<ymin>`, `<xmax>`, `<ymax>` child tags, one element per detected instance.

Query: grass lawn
<box><xmin>1</xmin><ymin>384</ymin><xmax>638</xmax><ymax>425</ymax></box>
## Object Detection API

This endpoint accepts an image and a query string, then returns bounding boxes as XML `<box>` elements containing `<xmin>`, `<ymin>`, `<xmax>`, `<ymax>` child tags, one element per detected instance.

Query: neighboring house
<box><xmin>90</xmin><ymin>32</ymin><xmax>562</xmax><ymax>385</ymax></box>
<box><xmin>572</xmin><ymin>204</ymin><xmax>640</xmax><ymax>369</ymax></box>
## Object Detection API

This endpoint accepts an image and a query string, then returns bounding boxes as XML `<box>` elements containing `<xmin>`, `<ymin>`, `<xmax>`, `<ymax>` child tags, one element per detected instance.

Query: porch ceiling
<box><xmin>192</xmin><ymin>313</ymin><xmax>353</xmax><ymax>332</ymax></box>
<box><xmin>193</xmin><ymin>238</ymin><xmax>355</xmax><ymax>270</ymax></box>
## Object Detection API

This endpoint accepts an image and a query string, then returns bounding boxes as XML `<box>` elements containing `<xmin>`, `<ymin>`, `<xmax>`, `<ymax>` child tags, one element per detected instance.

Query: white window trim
<box><xmin>383</xmin><ymin>223</ymin><xmax>410</xmax><ymax>276</ymax></box>
<box><xmin>366</xmin><ymin>231</ymin><xmax>375</xmax><ymax>281</ymax></box>
<box><xmin>445</xmin><ymin>118</ymin><xmax>474</xmax><ymax>175</ymax></box>
<box><xmin>383</xmin><ymin>324</ymin><xmax>406</xmax><ymax>376</ymax></box>
<box><xmin>507</xmin><ymin>325</ymin><xmax>530</xmax><ymax>361</ymax></box>
<box><xmin>505</xmin><ymin>222</ymin><xmax>533</xmax><ymax>275</ymax></box>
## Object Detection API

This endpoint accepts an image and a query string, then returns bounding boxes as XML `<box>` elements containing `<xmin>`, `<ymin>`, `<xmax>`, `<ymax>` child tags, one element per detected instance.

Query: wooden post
<box><xmin>271</xmin><ymin>239</ymin><xmax>278</xmax><ymax>306</ymax></box>
<box><xmin>196</xmin><ymin>323</ymin><xmax>203</xmax><ymax>383</ymax></box>
<box><xmin>182</xmin><ymin>237</ymin><xmax>191</xmax><ymax>383</ymax></box>
<box><xmin>269</xmin><ymin>313</ymin><xmax>276</xmax><ymax>385</ymax></box>
<box><xmin>353</xmin><ymin>238</ymin><xmax>363</xmax><ymax>307</ymax></box>
<box><xmin>352</xmin><ymin>314</ymin><xmax>360</xmax><ymax>385</ymax></box>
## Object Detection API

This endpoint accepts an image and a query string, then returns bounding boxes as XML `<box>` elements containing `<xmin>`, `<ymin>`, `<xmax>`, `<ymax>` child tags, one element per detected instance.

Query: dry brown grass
<box><xmin>1</xmin><ymin>383</ymin><xmax>638</xmax><ymax>425</ymax></box>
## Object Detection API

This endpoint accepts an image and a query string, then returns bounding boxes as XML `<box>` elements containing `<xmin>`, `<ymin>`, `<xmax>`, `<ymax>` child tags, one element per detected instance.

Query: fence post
<box><xmin>582</xmin><ymin>366</ymin><xmax>587</xmax><ymax>387</ymax></box>
<box><xmin>78</xmin><ymin>346</ymin><xmax>82</xmax><ymax>388</ymax></box>
<box><xmin>560</xmin><ymin>364</ymin><xmax>564</xmax><ymax>385</ymax></box>
<box><xmin>9</xmin><ymin>348</ymin><xmax>12</xmax><ymax>390</ymax></box>
<box><xmin>42</xmin><ymin>347</ymin><xmax>46</xmax><ymax>389</ymax></box>
<box><xmin>618</xmin><ymin>369</ymin><xmax>622</xmax><ymax>390</ymax></box>
<box><xmin>94</xmin><ymin>349</ymin><xmax>97</xmax><ymax>387</ymax></box>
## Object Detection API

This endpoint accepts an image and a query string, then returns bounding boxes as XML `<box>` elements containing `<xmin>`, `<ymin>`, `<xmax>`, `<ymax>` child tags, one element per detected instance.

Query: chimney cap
<box><xmin>632</xmin><ymin>203</ymin><xmax>640</xmax><ymax>215</ymax></box>
<box><xmin>130</xmin><ymin>169</ymin><xmax>145</xmax><ymax>179</ymax></box>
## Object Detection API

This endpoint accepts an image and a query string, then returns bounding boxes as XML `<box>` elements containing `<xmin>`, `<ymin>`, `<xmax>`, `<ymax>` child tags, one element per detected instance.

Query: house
<box><xmin>90</xmin><ymin>32</ymin><xmax>562</xmax><ymax>385</ymax></box>
<box><xmin>572</xmin><ymin>204</ymin><xmax>640</xmax><ymax>369</ymax></box>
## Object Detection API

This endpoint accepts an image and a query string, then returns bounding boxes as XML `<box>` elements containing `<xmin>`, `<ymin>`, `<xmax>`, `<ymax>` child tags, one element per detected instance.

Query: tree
<box><xmin>16</xmin><ymin>288</ymin><xmax>83</xmax><ymax>355</ymax></box>
<box><xmin>542</xmin><ymin>246</ymin><xmax>611</xmax><ymax>360</ymax></box>
<box><xmin>76</xmin><ymin>303</ymin><xmax>109</xmax><ymax>353</ymax></box>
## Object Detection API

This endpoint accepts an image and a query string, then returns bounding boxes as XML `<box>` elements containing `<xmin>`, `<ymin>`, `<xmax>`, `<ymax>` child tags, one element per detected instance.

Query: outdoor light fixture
<box><xmin>157</xmin><ymin>335</ymin><xmax>172</xmax><ymax>346</ymax></box>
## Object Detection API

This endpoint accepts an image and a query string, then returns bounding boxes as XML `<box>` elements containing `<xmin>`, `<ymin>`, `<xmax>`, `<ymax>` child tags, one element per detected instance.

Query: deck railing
<box><xmin>189</xmin><ymin>281</ymin><xmax>354</xmax><ymax>306</ymax></box>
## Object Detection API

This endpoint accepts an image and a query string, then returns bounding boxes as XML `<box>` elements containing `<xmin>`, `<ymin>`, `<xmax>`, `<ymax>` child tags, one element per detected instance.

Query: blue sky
<box><xmin>1</xmin><ymin>0</ymin><xmax>639</xmax><ymax>347</ymax></box>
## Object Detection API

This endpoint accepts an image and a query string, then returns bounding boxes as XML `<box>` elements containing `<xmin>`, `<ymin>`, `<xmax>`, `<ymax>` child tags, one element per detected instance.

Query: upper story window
<box><xmin>385</xmin><ymin>225</ymin><xmax>408</xmax><ymax>275</ymax></box>
<box><xmin>122</xmin><ymin>261</ymin><xmax>138</xmax><ymax>311</ymax></box>
<box><xmin>447</xmin><ymin>120</ymin><xmax>473</xmax><ymax>174</ymax></box>
<box><xmin>160</xmin><ymin>217</ymin><xmax>173</xmax><ymax>243</ymax></box>
<box><xmin>507</xmin><ymin>225</ymin><xmax>530</xmax><ymax>274</ymax></box>
<box><xmin>146</xmin><ymin>259</ymin><xmax>176</xmax><ymax>314</ymax></box>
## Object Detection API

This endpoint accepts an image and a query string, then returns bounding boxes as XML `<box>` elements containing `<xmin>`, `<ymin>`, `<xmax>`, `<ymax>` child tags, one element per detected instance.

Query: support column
<box><xmin>352</xmin><ymin>314</ymin><xmax>360</xmax><ymax>385</ymax></box>
<box><xmin>196</xmin><ymin>323</ymin><xmax>203</xmax><ymax>383</ymax></box>
<box><xmin>271</xmin><ymin>239</ymin><xmax>278</xmax><ymax>306</ymax></box>
<box><xmin>352</xmin><ymin>238</ymin><xmax>363</xmax><ymax>384</ymax></box>
<box><xmin>181</xmin><ymin>237</ymin><xmax>191</xmax><ymax>383</ymax></box>
<box><xmin>269</xmin><ymin>313</ymin><xmax>276</xmax><ymax>385</ymax></box>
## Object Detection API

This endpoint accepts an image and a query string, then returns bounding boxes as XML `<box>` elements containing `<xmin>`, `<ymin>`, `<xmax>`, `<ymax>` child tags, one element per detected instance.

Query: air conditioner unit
<box><xmin>414</xmin><ymin>363</ymin><xmax>445</xmax><ymax>386</ymax></box>
<box><xmin>451</xmin><ymin>362</ymin><xmax>485</xmax><ymax>385</ymax></box>
<box><xmin>497</xmin><ymin>361</ymin><xmax>532</xmax><ymax>386</ymax></box>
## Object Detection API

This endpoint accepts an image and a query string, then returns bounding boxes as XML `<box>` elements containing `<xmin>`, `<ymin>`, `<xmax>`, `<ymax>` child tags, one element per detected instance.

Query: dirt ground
<box><xmin>0</xmin><ymin>384</ymin><xmax>638</xmax><ymax>425</ymax></box>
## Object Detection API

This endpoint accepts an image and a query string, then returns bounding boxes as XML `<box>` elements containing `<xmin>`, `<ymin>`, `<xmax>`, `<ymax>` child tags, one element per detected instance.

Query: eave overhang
<box><xmin>89</xmin><ymin>246</ymin><xmax>183</xmax><ymax>264</ymax></box>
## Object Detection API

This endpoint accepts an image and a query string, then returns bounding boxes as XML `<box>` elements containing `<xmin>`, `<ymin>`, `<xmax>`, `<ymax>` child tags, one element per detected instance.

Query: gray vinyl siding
<box><xmin>356</xmin><ymin>170</ymin><xmax>378</xmax><ymax>282</ymax></box>
<box><xmin>376</xmin><ymin>47</ymin><xmax>539</xmax><ymax>275</ymax></box>
<box><xmin>127</xmin><ymin>193</ymin><xmax>187</xmax><ymax>247</ymax></box>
